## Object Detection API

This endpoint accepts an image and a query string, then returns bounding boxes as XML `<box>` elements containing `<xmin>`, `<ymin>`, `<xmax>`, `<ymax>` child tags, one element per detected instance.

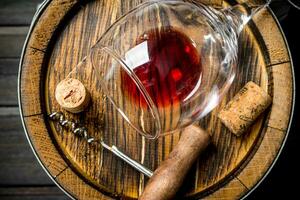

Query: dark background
<box><xmin>0</xmin><ymin>0</ymin><xmax>299</xmax><ymax>199</ymax></box>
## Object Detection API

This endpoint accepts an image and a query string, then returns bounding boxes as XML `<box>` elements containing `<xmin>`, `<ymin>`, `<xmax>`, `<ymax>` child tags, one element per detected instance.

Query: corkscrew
<box><xmin>49</xmin><ymin>112</ymin><xmax>94</xmax><ymax>143</ymax></box>
<box><xmin>49</xmin><ymin>111</ymin><xmax>153</xmax><ymax>177</ymax></box>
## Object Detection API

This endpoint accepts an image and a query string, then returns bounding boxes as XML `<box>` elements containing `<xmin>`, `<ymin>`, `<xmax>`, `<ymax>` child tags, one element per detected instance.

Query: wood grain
<box><xmin>0</xmin><ymin>29</ymin><xmax>29</xmax><ymax>105</ymax></box>
<box><xmin>0</xmin><ymin>0</ymin><xmax>44</xmax><ymax>25</ymax></box>
<box><xmin>252</xmin><ymin>9</ymin><xmax>290</xmax><ymax>66</ymax></box>
<box><xmin>19</xmin><ymin>0</ymin><xmax>294</xmax><ymax>199</ymax></box>
<box><xmin>204</xmin><ymin>178</ymin><xmax>247</xmax><ymax>200</ymax></box>
<box><xmin>237</xmin><ymin>127</ymin><xmax>286</xmax><ymax>189</ymax></box>
<box><xmin>24</xmin><ymin>115</ymin><xmax>68</xmax><ymax>177</ymax></box>
<box><xmin>0</xmin><ymin>74</ymin><xmax>17</xmax><ymax>105</ymax></box>
<box><xmin>55</xmin><ymin>168</ymin><xmax>113</xmax><ymax>200</ymax></box>
<box><xmin>0</xmin><ymin>58</ymin><xmax>20</xmax><ymax>75</ymax></box>
<box><xmin>0</xmin><ymin>187</ymin><xmax>68</xmax><ymax>200</ymax></box>
<box><xmin>20</xmin><ymin>48</ymin><xmax>44</xmax><ymax>116</ymax></box>
<box><xmin>267</xmin><ymin>62</ymin><xmax>293</xmax><ymax>131</ymax></box>
<box><xmin>0</xmin><ymin>0</ymin><xmax>65</xmax><ymax>196</ymax></box>
<box><xmin>0</xmin><ymin>27</ymin><xmax>28</xmax><ymax>58</ymax></box>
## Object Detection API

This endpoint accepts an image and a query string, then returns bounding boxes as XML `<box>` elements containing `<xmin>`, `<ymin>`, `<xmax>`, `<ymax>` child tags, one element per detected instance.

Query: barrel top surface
<box><xmin>19</xmin><ymin>0</ymin><xmax>294</xmax><ymax>199</ymax></box>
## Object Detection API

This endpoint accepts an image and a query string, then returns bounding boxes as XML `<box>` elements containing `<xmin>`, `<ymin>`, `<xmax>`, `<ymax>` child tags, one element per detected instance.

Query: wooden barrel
<box><xmin>19</xmin><ymin>0</ymin><xmax>294</xmax><ymax>199</ymax></box>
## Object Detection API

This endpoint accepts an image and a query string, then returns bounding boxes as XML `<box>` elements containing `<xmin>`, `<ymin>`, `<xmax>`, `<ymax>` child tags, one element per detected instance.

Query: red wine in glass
<box><xmin>122</xmin><ymin>27</ymin><xmax>202</xmax><ymax>108</ymax></box>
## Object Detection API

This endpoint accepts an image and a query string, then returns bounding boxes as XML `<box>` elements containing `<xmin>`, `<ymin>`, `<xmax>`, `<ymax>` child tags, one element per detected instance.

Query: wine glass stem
<box><xmin>224</xmin><ymin>0</ymin><xmax>273</xmax><ymax>34</ymax></box>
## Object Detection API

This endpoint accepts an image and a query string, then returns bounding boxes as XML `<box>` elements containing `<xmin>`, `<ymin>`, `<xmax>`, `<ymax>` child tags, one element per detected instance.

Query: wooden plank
<box><xmin>27</xmin><ymin>0</ymin><xmax>79</xmax><ymax>51</ymax></box>
<box><xmin>204</xmin><ymin>178</ymin><xmax>247</xmax><ymax>200</ymax></box>
<box><xmin>253</xmin><ymin>9</ymin><xmax>290</xmax><ymax>65</ymax></box>
<box><xmin>267</xmin><ymin>62</ymin><xmax>293</xmax><ymax>131</ymax></box>
<box><xmin>236</xmin><ymin>127</ymin><xmax>285</xmax><ymax>188</ymax></box>
<box><xmin>246</xmin><ymin>126</ymin><xmax>298</xmax><ymax>199</ymax></box>
<box><xmin>20</xmin><ymin>48</ymin><xmax>44</xmax><ymax>115</ymax></box>
<box><xmin>0</xmin><ymin>187</ymin><xmax>67</xmax><ymax>200</ymax></box>
<box><xmin>23</xmin><ymin>115</ymin><xmax>69</xmax><ymax>177</ymax></box>
<box><xmin>0</xmin><ymin>108</ymin><xmax>55</xmax><ymax>185</ymax></box>
<box><xmin>0</xmin><ymin>27</ymin><xmax>28</xmax><ymax>58</ymax></box>
<box><xmin>55</xmin><ymin>168</ymin><xmax>112</xmax><ymax>200</ymax></box>
<box><xmin>0</xmin><ymin>75</ymin><xmax>18</xmax><ymax>106</ymax></box>
<box><xmin>0</xmin><ymin>0</ymin><xmax>44</xmax><ymax>25</ymax></box>
<box><xmin>0</xmin><ymin>58</ymin><xmax>20</xmax><ymax>75</ymax></box>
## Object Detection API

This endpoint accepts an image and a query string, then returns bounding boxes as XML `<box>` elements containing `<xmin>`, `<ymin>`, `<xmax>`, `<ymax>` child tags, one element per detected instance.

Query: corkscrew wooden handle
<box><xmin>139</xmin><ymin>125</ymin><xmax>210</xmax><ymax>200</ymax></box>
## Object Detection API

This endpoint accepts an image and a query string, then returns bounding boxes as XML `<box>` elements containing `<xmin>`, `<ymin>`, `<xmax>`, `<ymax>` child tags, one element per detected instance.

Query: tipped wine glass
<box><xmin>75</xmin><ymin>0</ymin><xmax>293</xmax><ymax>139</ymax></box>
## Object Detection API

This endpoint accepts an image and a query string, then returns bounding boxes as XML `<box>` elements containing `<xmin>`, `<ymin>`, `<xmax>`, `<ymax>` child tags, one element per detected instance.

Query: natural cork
<box><xmin>139</xmin><ymin>125</ymin><xmax>210</xmax><ymax>200</ymax></box>
<box><xmin>218</xmin><ymin>82</ymin><xmax>272</xmax><ymax>136</ymax></box>
<box><xmin>55</xmin><ymin>78</ymin><xmax>90</xmax><ymax>113</ymax></box>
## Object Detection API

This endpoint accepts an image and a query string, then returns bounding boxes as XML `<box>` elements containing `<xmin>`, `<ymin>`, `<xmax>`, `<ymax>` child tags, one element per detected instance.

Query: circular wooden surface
<box><xmin>19</xmin><ymin>0</ymin><xmax>294</xmax><ymax>199</ymax></box>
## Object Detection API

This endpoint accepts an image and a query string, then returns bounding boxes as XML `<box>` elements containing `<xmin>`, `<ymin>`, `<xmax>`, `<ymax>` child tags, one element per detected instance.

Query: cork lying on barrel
<box><xmin>218</xmin><ymin>81</ymin><xmax>272</xmax><ymax>136</ymax></box>
<box><xmin>55</xmin><ymin>78</ymin><xmax>91</xmax><ymax>113</ymax></box>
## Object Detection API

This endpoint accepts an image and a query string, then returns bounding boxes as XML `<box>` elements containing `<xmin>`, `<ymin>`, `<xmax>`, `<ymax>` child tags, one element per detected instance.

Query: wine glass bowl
<box><xmin>89</xmin><ymin>0</ymin><xmax>241</xmax><ymax>138</ymax></box>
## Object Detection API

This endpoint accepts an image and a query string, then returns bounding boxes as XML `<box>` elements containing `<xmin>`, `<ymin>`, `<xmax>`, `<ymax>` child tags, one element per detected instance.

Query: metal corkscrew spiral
<box><xmin>48</xmin><ymin>112</ymin><xmax>95</xmax><ymax>143</ymax></box>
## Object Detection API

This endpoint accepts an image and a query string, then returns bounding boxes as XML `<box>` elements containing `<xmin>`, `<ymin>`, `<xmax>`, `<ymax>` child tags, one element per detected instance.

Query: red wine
<box><xmin>121</xmin><ymin>27</ymin><xmax>202</xmax><ymax>108</ymax></box>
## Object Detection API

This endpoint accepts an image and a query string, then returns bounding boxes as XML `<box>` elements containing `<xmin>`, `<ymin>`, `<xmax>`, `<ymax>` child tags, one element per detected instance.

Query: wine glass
<box><xmin>86</xmin><ymin>0</ymin><xmax>300</xmax><ymax>139</ymax></box>
<box><xmin>82</xmin><ymin>0</ymin><xmax>278</xmax><ymax>139</ymax></box>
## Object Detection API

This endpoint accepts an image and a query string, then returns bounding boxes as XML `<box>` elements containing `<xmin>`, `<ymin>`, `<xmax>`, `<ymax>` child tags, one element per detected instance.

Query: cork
<box><xmin>55</xmin><ymin>78</ymin><xmax>90</xmax><ymax>113</ymax></box>
<box><xmin>218</xmin><ymin>81</ymin><xmax>272</xmax><ymax>136</ymax></box>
